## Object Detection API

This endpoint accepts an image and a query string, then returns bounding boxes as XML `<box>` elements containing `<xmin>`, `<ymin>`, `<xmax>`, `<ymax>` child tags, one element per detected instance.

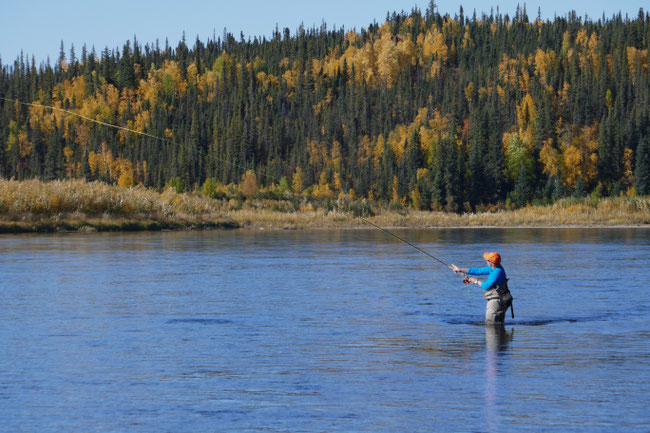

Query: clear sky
<box><xmin>0</xmin><ymin>0</ymin><xmax>645</xmax><ymax>66</ymax></box>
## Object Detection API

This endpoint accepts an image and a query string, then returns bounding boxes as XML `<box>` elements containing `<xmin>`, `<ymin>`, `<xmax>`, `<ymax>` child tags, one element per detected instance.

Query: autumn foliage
<box><xmin>1</xmin><ymin>6</ymin><xmax>649</xmax><ymax>212</ymax></box>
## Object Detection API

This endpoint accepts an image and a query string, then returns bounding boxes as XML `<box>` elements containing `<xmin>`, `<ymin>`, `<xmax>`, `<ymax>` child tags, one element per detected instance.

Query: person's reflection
<box><xmin>485</xmin><ymin>324</ymin><xmax>513</xmax><ymax>432</ymax></box>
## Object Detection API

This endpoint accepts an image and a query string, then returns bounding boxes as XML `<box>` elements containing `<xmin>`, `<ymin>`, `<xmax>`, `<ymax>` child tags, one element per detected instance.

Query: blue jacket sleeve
<box><xmin>467</xmin><ymin>266</ymin><xmax>492</xmax><ymax>275</ymax></box>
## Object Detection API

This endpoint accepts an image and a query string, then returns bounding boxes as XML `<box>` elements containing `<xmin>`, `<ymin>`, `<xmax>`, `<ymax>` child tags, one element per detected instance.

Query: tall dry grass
<box><xmin>0</xmin><ymin>179</ymin><xmax>235</xmax><ymax>231</ymax></box>
<box><xmin>0</xmin><ymin>179</ymin><xmax>228</xmax><ymax>217</ymax></box>
<box><xmin>367</xmin><ymin>196</ymin><xmax>650</xmax><ymax>228</ymax></box>
<box><xmin>1</xmin><ymin>178</ymin><xmax>648</xmax><ymax>232</ymax></box>
<box><xmin>230</xmin><ymin>196</ymin><xmax>650</xmax><ymax>228</ymax></box>
<box><xmin>226</xmin><ymin>196</ymin><xmax>650</xmax><ymax>229</ymax></box>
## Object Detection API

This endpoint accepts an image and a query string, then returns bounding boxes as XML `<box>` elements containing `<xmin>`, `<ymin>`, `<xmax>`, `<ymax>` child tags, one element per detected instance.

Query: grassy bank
<box><xmin>227</xmin><ymin>198</ymin><xmax>650</xmax><ymax>228</ymax></box>
<box><xmin>1</xmin><ymin>179</ymin><xmax>649</xmax><ymax>233</ymax></box>
<box><xmin>0</xmin><ymin>179</ymin><xmax>238</xmax><ymax>233</ymax></box>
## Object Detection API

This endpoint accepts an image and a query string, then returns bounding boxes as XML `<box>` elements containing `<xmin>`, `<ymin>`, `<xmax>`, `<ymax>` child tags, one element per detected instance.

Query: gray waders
<box><xmin>483</xmin><ymin>280</ymin><xmax>514</xmax><ymax>324</ymax></box>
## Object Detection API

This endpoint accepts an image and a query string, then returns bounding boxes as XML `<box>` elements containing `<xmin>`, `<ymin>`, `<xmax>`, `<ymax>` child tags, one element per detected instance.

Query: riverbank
<box><xmin>1</xmin><ymin>179</ymin><xmax>649</xmax><ymax>233</ymax></box>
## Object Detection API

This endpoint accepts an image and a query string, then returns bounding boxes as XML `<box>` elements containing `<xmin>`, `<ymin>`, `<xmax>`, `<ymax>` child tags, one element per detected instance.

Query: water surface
<box><xmin>1</xmin><ymin>228</ymin><xmax>649</xmax><ymax>432</ymax></box>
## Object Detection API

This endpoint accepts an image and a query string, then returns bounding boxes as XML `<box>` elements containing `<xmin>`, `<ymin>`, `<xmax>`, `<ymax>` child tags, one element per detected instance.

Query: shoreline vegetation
<box><xmin>1</xmin><ymin>179</ymin><xmax>649</xmax><ymax>234</ymax></box>
<box><xmin>2</xmin><ymin>9</ymin><xmax>650</xmax><ymax>239</ymax></box>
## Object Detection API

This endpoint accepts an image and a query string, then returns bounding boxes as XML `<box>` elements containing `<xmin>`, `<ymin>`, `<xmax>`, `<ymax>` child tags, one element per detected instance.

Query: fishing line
<box><xmin>1</xmin><ymin>95</ymin><xmax>457</xmax><ymax>273</ymax></box>
<box><xmin>1</xmin><ymin>96</ymin><xmax>165</xmax><ymax>143</ymax></box>
<box><xmin>0</xmin><ymin>96</ymin><xmax>285</xmax><ymax>185</ymax></box>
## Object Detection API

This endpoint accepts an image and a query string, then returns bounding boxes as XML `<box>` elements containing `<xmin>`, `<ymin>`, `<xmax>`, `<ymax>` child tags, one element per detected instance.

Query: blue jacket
<box><xmin>467</xmin><ymin>265</ymin><xmax>507</xmax><ymax>291</ymax></box>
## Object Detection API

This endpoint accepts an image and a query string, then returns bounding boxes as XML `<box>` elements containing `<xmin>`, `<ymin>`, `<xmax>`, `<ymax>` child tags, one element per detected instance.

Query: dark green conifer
<box><xmin>635</xmin><ymin>136</ymin><xmax>650</xmax><ymax>195</ymax></box>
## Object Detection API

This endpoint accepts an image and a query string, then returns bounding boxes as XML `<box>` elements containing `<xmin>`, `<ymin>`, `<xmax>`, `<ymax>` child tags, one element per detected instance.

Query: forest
<box><xmin>1</xmin><ymin>3</ymin><xmax>649</xmax><ymax>213</ymax></box>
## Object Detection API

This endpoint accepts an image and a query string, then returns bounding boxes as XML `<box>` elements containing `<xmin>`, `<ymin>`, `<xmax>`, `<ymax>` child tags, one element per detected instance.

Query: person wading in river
<box><xmin>451</xmin><ymin>252</ymin><xmax>514</xmax><ymax>324</ymax></box>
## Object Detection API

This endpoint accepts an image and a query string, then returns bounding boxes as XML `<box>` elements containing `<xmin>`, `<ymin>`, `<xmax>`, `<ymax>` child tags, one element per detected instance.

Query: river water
<box><xmin>1</xmin><ymin>228</ymin><xmax>649</xmax><ymax>432</ymax></box>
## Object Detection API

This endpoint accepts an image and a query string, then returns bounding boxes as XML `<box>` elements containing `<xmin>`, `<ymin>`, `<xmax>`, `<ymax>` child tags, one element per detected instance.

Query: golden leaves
<box><xmin>587</xmin><ymin>33</ymin><xmax>600</xmax><ymax>71</ymax></box>
<box><xmin>117</xmin><ymin>165</ymin><xmax>135</xmax><ymax>188</ymax></box>
<box><xmin>534</xmin><ymin>48</ymin><xmax>558</xmax><ymax>85</ymax></box>
<box><xmin>498</xmin><ymin>54</ymin><xmax>518</xmax><ymax>88</ymax></box>
<box><xmin>17</xmin><ymin>130</ymin><xmax>33</xmax><ymax>158</ymax></box>
<box><xmin>421</xmin><ymin>28</ymin><xmax>448</xmax><ymax>63</ymax></box>
<box><xmin>88</xmin><ymin>143</ymin><xmax>136</xmax><ymax>186</ymax></box>
<box><xmin>497</xmin><ymin>85</ymin><xmax>507</xmax><ymax>102</ymax></box>
<box><xmin>376</xmin><ymin>32</ymin><xmax>400</xmax><ymax>87</ymax></box>
<box><xmin>64</xmin><ymin>146</ymin><xmax>75</xmax><ymax>177</ymax></box>
<box><xmin>396</xmin><ymin>37</ymin><xmax>417</xmax><ymax>68</ymax></box>
<box><xmin>241</xmin><ymin>170</ymin><xmax>259</xmax><ymax>197</ymax></box>
<box><xmin>161</xmin><ymin>60</ymin><xmax>188</xmax><ymax>96</ymax></box>
<box><xmin>292</xmin><ymin>167</ymin><xmax>305</xmax><ymax>195</ymax></box>
<box><xmin>465</xmin><ymin>82</ymin><xmax>475</xmax><ymax>104</ymax></box>
<box><xmin>626</xmin><ymin>47</ymin><xmax>649</xmax><ymax>81</ymax></box>
<box><xmin>28</xmin><ymin>101</ymin><xmax>55</xmax><ymax>133</ymax></box>
<box><xmin>540</xmin><ymin>139</ymin><xmax>560</xmax><ymax>177</ymax></box>
<box><xmin>559</xmin><ymin>124</ymin><xmax>599</xmax><ymax>187</ymax></box>
<box><xmin>574</xmin><ymin>29</ymin><xmax>589</xmax><ymax>49</ymax></box>
<box><xmin>282</xmin><ymin>68</ymin><xmax>298</xmax><ymax>88</ymax></box>
<box><xmin>515</xmin><ymin>93</ymin><xmax>537</xmax><ymax>143</ymax></box>
<box><xmin>387</xmin><ymin>124</ymin><xmax>408</xmax><ymax>160</ymax></box>
<box><xmin>441</xmin><ymin>17</ymin><xmax>460</xmax><ymax>38</ymax></box>
<box><xmin>357</xmin><ymin>135</ymin><xmax>373</xmax><ymax>165</ymax></box>
<box><xmin>461</xmin><ymin>30</ymin><xmax>474</xmax><ymax>50</ymax></box>
<box><xmin>87</xmin><ymin>150</ymin><xmax>105</xmax><ymax>177</ymax></box>
<box><xmin>312</xmin><ymin>171</ymin><xmax>335</xmax><ymax>199</ymax></box>
<box><xmin>622</xmin><ymin>147</ymin><xmax>635</xmax><ymax>189</ymax></box>
<box><xmin>391</xmin><ymin>175</ymin><xmax>400</xmax><ymax>202</ymax></box>
<box><xmin>308</xmin><ymin>137</ymin><xmax>342</xmax><ymax>172</ymax></box>
<box><xmin>308</xmin><ymin>139</ymin><xmax>328</xmax><ymax>167</ymax></box>
<box><xmin>75</xmin><ymin>123</ymin><xmax>91</xmax><ymax>148</ymax></box>
<box><xmin>373</xmin><ymin>135</ymin><xmax>385</xmax><ymax>169</ymax></box>
<box><xmin>345</xmin><ymin>30</ymin><xmax>358</xmax><ymax>45</ymax></box>
<box><xmin>430</xmin><ymin>60</ymin><xmax>442</xmax><ymax>78</ymax></box>
<box><xmin>186</xmin><ymin>62</ymin><xmax>199</xmax><ymax>86</ymax></box>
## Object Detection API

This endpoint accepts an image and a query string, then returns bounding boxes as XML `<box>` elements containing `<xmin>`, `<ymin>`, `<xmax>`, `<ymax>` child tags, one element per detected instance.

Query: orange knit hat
<box><xmin>483</xmin><ymin>251</ymin><xmax>501</xmax><ymax>264</ymax></box>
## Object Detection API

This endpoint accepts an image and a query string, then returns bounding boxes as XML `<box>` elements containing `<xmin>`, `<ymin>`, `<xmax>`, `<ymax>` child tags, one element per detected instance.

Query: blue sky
<box><xmin>1</xmin><ymin>0</ymin><xmax>645</xmax><ymax>65</ymax></box>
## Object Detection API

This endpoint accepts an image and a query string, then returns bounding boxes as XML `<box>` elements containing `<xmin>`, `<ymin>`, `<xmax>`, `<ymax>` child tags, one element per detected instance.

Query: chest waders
<box><xmin>483</xmin><ymin>279</ymin><xmax>514</xmax><ymax>323</ymax></box>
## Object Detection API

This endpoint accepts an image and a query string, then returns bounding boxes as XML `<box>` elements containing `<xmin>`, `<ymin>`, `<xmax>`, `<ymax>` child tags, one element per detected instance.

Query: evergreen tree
<box><xmin>635</xmin><ymin>135</ymin><xmax>650</xmax><ymax>195</ymax></box>
<box><xmin>513</xmin><ymin>163</ymin><xmax>533</xmax><ymax>206</ymax></box>
<box><xmin>573</xmin><ymin>176</ymin><xmax>586</xmax><ymax>197</ymax></box>
<box><xmin>0</xmin><ymin>8</ymin><xmax>648</xmax><ymax>209</ymax></box>
<box><xmin>551</xmin><ymin>176</ymin><xmax>564</xmax><ymax>202</ymax></box>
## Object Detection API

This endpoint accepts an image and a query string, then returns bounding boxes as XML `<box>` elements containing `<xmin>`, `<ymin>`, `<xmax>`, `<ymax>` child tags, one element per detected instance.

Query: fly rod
<box><xmin>357</xmin><ymin>215</ymin><xmax>453</xmax><ymax>269</ymax></box>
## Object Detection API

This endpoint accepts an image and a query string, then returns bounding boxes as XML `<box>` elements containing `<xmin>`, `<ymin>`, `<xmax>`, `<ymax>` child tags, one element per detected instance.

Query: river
<box><xmin>1</xmin><ymin>228</ymin><xmax>649</xmax><ymax>432</ymax></box>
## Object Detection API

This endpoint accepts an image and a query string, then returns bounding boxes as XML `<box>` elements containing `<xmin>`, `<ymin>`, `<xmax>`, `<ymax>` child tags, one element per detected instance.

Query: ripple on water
<box><xmin>166</xmin><ymin>318</ymin><xmax>233</xmax><ymax>325</ymax></box>
<box><xmin>444</xmin><ymin>314</ymin><xmax>610</xmax><ymax>326</ymax></box>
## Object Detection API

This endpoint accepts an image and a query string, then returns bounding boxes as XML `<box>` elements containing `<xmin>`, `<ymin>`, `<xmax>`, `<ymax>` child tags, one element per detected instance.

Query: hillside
<box><xmin>1</xmin><ymin>5</ymin><xmax>649</xmax><ymax>213</ymax></box>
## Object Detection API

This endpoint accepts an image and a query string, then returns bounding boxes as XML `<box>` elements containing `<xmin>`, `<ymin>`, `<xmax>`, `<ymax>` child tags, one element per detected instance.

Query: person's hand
<box><xmin>451</xmin><ymin>264</ymin><xmax>461</xmax><ymax>273</ymax></box>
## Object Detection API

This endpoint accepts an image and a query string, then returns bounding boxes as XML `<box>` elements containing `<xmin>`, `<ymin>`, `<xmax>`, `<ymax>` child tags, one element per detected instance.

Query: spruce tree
<box><xmin>513</xmin><ymin>163</ymin><xmax>533</xmax><ymax>206</ymax></box>
<box><xmin>635</xmin><ymin>135</ymin><xmax>650</xmax><ymax>195</ymax></box>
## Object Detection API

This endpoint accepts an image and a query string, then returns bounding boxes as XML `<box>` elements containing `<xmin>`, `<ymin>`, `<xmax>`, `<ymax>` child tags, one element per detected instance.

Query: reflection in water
<box><xmin>485</xmin><ymin>325</ymin><xmax>513</xmax><ymax>432</ymax></box>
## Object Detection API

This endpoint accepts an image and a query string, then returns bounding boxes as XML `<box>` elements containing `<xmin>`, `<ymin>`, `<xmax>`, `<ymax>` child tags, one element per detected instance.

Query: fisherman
<box><xmin>451</xmin><ymin>252</ymin><xmax>514</xmax><ymax>324</ymax></box>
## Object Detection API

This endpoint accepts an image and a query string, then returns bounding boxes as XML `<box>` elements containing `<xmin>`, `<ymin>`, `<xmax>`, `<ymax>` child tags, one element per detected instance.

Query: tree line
<box><xmin>1</xmin><ymin>3</ymin><xmax>649</xmax><ymax>211</ymax></box>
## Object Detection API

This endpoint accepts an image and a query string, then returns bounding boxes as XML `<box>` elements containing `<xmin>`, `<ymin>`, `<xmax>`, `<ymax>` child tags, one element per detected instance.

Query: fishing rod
<box><xmin>358</xmin><ymin>214</ymin><xmax>469</xmax><ymax>282</ymax></box>
<box><xmin>1</xmin><ymin>95</ymin><xmax>461</xmax><ymax>277</ymax></box>
<box><xmin>357</xmin><ymin>215</ymin><xmax>451</xmax><ymax>267</ymax></box>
